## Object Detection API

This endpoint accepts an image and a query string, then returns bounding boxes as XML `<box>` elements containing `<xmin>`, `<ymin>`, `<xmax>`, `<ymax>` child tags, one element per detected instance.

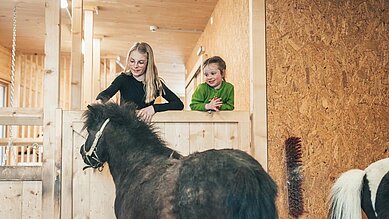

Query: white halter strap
<box><xmin>86</xmin><ymin>118</ymin><xmax>110</xmax><ymax>156</ymax></box>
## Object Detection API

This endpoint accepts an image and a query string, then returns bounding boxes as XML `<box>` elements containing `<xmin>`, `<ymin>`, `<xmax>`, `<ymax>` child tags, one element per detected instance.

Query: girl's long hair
<box><xmin>124</xmin><ymin>42</ymin><xmax>163</xmax><ymax>103</ymax></box>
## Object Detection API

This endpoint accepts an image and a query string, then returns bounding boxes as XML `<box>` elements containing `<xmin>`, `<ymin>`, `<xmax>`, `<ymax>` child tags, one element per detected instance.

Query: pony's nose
<box><xmin>80</xmin><ymin>144</ymin><xmax>88</xmax><ymax>163</ymax></box>
<box><xmin>80</xmin><ymin>144</ymin><xmax>85</xmax><ymax>155</ymax></box>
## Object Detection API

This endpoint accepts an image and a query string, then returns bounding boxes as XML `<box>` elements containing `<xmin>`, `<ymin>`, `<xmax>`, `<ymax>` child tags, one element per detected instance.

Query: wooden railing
<box><xmin>0</xmin><ymin>138</ymin><xmax>43</xmax><ymax>165</ymax></box>
<box><xmin>0</xmin><ymin>108</ymin><xmax>43</xmax><ymax>166</ymax></box>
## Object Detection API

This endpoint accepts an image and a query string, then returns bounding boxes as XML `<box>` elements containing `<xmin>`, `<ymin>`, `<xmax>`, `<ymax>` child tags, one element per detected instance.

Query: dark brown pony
<box><xmin>80</xmin><ymin>102</ymin><xmax>278</xmax><ymax>219</ymax></box>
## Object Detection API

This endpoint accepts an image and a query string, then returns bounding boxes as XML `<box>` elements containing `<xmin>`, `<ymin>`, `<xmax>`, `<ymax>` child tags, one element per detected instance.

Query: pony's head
<box><xmin>80</xmin><ymin>102</ymin><xmax>139</xmax><ymax>170</ymax></box>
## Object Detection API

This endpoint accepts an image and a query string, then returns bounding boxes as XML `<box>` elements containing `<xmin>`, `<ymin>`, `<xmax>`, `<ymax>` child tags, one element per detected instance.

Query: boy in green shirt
<box><xmin>190</xmin><ymin>56</ymin><xmax>234</xmax><ymax>111</ymax></box>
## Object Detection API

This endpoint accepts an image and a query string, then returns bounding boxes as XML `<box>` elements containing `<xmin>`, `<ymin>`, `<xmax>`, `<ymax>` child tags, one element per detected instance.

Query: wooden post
<box><xmin>109</xmin><ymin>58</ymin><xmax>117</xmax><ymax>84</ymax></box>
<box><xmin>71</xmin><ymin>0</ymin><xmax>83</xmax><ymax>110</ymax></box>
<box><xmin>249</xmin><ymin>0</ymin><xmax>267</xmax><ymax>170</ymax></box>
<box><xmin>92</xmin><ymin>38</ymin><xmax>101</xmax><ymax>99</ymax></box>
<box><xmin>102</xmin><ymin>58</ymin><xmax>107</xmax><ymax>88</ymax></box>
<box><xmin>109</xmin><ymin>58</ymin><xmax>119</xmax><ymax>102</ymax></box>
<box><xmin>42</xmin><ymin>0</ymin><xmax>61</xmax><ymax>218</ymax></box>
<box><xmin>83</xmin><ymin>10</ymin><xmax>94</xmax><ymax>108</ymax></box>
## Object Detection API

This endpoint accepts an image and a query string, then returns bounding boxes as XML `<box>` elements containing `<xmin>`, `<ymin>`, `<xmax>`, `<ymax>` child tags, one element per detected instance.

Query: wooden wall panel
<box><xmin>185</xmin><ymin>0</ymin><xmax>250</xmax><ymax>110</ymax></box>
<box><xmin>0</xmin><ymin>45</ymin><xmax>11</xmax><ymax>82</ymax></box>
<box><xmin>0</xmin><ymin>181</ymin><xmax>41</xmax><ymax>219</ymax></box>
<box><xmin>164</xmin><ymin>123</ymin><xmax>190</xmax><ymax>156</ymax></box>
<box><xmin>266</xmin><ymin>0</ymin><xmax>389</xmax><ymax>218</ymax></box>
<box><xmin>0</xmin><ymin>181</ymin><xmax>22</xmax><ymax>218</ymax></box>
<box><xmin>189</xmin><ymin>123</ymin><xmax>214</xmax><ymax>152</ymax></box>
<box><xmin>213</xmin><ymin>123</ymin><xmax>237</xmax><ymax>150</ymax></box>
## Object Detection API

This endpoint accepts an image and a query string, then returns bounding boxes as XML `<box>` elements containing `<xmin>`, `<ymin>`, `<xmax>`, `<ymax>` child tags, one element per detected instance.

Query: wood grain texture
<box><xmin>266</xmin><ymin>0</ymin><xmax>389</xmax><ymax>218</ymax></box>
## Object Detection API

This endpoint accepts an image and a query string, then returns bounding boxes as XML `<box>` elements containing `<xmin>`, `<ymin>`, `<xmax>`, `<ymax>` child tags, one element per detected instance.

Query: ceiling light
<box><xmin>61</xmin><ymin>0</ymin><xmax>68</xmax><ymax>9</ymax></box>
<box><xmin>149</xmin><ymin>25</ymin><xmax>158</xmax><ymax>32</ymax></box>
<box><xmin>149</xmin><ymin>25</ymin><xmax>202</xmax><ymax>33</ymax></box>
<box><xmin>81</xmin><ymin>39</ymin><xmax>85</xmax><ymax>54</ymax></box>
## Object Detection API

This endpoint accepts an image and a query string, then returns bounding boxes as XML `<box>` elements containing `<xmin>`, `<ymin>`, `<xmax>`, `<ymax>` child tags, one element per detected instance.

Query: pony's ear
<box><xmin>87</xmin><ymin>104</ymin><xmax>97</xmax><ymax>115</ymax></box>
<box><xmin>85</xmin><ymin>104</ymin><xmax>103</xmax><ymax>120</ymax></box>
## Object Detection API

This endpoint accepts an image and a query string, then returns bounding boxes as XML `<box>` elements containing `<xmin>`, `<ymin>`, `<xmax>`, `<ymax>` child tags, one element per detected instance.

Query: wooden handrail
<box><xmin>152</xmin><ymin>110</ymin><xmax>249</xmax><ymax>123</ymax></box>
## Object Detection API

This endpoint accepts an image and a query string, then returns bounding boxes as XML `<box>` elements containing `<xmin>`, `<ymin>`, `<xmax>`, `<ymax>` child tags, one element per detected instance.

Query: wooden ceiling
<box><xmin>0</xmin><ymin>0</ymin><xmax>218</xmax><ymax>95</ymax></box>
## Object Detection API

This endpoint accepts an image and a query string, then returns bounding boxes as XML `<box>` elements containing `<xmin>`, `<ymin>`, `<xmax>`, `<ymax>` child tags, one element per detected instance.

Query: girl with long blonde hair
<box><xmin>96</xmin><ymin>42</ymin><xmax>183</xmax><ymax>122</ymax></box>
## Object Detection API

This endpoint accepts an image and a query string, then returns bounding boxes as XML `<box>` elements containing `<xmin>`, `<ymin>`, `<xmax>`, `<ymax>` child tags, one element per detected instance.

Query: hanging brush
<box><xmin>285</xmin><ymin>137</ymin><xmax>304</xmax><ymax>218</ymax></box>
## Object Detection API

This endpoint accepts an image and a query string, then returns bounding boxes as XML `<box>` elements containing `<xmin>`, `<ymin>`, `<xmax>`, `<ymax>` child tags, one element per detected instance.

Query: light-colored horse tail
<box><xmin>328</xmin><ymin>169</ymin><xmax>365</xmax><ymax>219</ymax></box>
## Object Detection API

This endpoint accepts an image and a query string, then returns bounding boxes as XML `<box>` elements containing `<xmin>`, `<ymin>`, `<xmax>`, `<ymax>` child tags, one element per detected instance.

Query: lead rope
<box><xmin>3</xmin><ymin>5</ymin><xmax>17</xmax><ymax>166</ymax></box>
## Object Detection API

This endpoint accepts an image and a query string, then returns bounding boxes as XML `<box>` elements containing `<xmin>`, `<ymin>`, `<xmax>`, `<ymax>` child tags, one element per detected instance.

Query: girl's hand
<box><xmin>137</xmin><ymin>105</ymin><xmax>155</xmax><ymax>123</ymax></box>
<box><xmin>205</xmin><ymin>97</ymin><xmax>222</xmax><ymax>112</ymax></box>
<box><xmin>94</xmin><ymin>99</ymin><xmax>103</xmax><ymax>104</ymax></box>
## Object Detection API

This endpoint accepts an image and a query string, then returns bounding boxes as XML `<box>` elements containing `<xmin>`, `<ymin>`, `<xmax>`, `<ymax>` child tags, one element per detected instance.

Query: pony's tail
<box><xmin>328</xmin><ymin>169</ymin><xmax>365</xmax><ymax>219</ymax></box>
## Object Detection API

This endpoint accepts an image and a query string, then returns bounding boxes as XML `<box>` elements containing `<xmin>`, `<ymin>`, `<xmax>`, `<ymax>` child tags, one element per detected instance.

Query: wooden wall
<box><xmin>0</xmin><ymin>49</ymin><xmax>113</xmax><ymax>111</ymax></box>
<box><xmin>266</xmin><ymin>0</ymin><xmax>389</xmax><ymax>218</ymax></box>
<box><xmin>0</xmin><ymin>45</ymin><xmax>11</xmax><ymax>82</ymax></box>
<box><xmin>0</xmin><ymin>181</ymin><xmax>41</xmax><ymax>218</ymax></box>
<box><xmin>185</xmin><ymin>0</ymin><xmax>250</xmax><ymax>110</ymax></box>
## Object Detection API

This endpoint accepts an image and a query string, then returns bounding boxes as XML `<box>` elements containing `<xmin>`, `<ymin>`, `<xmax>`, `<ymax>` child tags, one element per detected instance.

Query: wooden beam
<box><xmin>185</xmin><ymin>55</ymin><xmax>203</xmax><ymax>89</ymax></box>
<box><xmin>70</xmin><ymin>0</ymin><xmax>83</xmax><ymax>110</ymax></box>
<box><xmin>0</xmin><ymin>166</ymin><xmax>42</xmax><ymax>181</ymax></box>
<box><xmin>249</xmin><ymin>0</ymin><xmax>267</xmax><ymax>170</ymax></box>
<box><xmin>0</xmin><ymin>107</ymin><xmax>43</xmax><ymax>125</ymax></box>
<box><xmin>83</xmin><ymin>10</ymin><xmax>94</xmax><ymax>108</ymax></box>
<box><xmin>109</xmin><ymin>58</ymin><xmax>120</xmax><ymax>102</ymax></box>
<box><xmin>43</xmin><ymin>0</ymin><xmax>61</xmax><ymax>218</ymax></box>
<box><xmin>93</xmin><ymin>38</ymin><xmax>101</xmax><ymax>99</ymax></box>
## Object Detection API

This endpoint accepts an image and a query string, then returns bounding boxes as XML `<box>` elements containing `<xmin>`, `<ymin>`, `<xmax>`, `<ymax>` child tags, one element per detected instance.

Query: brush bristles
<box><xmin>285</xmin><ymin>137</ymin><xmax>304</xmax><ymax>218</ymax></box>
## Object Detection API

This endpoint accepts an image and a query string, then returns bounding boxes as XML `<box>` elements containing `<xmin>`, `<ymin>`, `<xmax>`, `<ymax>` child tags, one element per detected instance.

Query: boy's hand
<box><xmin>205</xmin><ymin>97</ymin><xmax>222</xmax><ymax>111</ymax></box>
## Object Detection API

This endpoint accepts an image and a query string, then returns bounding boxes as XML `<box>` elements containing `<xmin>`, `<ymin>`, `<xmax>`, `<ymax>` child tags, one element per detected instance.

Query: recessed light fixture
<box><xmin>149</xmin><ymin>25</ymin><xmax>158</xmax><ymax>32</ymax></box>
<box><xmin>61</xmin><ymin>0</ymin><xmax>68</xmax><ymax>9</ymax></box>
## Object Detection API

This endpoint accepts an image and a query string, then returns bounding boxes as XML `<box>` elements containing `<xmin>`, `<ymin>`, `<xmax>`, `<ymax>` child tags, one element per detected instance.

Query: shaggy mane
<box><xmin>83</xmin><ymin>102</ymin><xmax>146</xmax><ymax>131</ymax></box>
<box><xmin>82</xmin><ymin>102</ymin><xmax>167</xmax><ymax>151</ymax></box>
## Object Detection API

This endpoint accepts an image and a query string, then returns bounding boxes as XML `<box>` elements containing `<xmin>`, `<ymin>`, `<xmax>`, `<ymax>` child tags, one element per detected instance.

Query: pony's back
<box><xmin>174</xmin><ymin>149</ymin><xmax>278</xmax><ymax>219</ymax></box>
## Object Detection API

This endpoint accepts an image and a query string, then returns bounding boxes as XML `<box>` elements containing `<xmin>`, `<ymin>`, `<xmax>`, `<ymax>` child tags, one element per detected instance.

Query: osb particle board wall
<box><xmin>185</xmin><ymin>0</ymin><xmax>250</xmax><ymax>110</ymax></box>
<box><xmin>266</xmin><ymin>0</ymin><xmax>389</xmax><ymax>218</ymax></box>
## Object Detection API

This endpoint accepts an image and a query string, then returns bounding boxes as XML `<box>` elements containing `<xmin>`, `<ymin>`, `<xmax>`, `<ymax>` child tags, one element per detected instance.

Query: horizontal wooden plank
<box><xmin>0</xmin><ymin>166</ymin><xmax>42</xmax><ymax>181</ymax></box>
<box><xmin>0</xmin><ymin>107</ymin><xmax>43</xmax><ymax>125</ymax></box>
<box><xmin>0</xmin><ymin>138</ymin><xmax>43</xmax><ymax>145</ymax></box>
<box><xmin>64</xmin><ymin>110</ymin><xmax>250</xmax><ymax>123</ymax></box>
<box><xmin>153</xmin><ymin>111</ymin><xmax>250</xmax><ymax>123</ymax></box>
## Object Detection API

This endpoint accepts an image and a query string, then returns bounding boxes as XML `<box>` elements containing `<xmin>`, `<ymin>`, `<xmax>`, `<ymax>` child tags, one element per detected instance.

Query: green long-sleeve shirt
<box><xmin>190</xmin><ymin>81</ymin><xmax>234</xmax><ymax>111</ymax></box>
